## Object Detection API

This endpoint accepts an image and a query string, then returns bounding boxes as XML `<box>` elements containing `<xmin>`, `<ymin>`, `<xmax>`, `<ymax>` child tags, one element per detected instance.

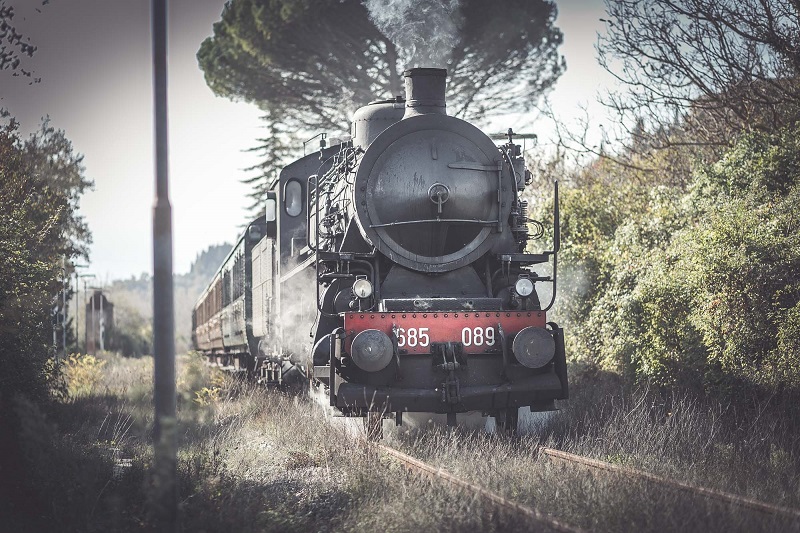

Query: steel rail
<box><xmin>376</xmin><ymin>443</ymin><xmax>585</xmax><ymax>533</ymax></box>
<box><xmin>540</xmin><ymin>447</ymin><xmax>800</xmax><ymax>522</ymax></box>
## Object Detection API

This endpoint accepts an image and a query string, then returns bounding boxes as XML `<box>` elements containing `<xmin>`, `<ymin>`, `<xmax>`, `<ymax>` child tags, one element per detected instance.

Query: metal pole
<box><xmin>99</xmin><ymin>290</ymin><xmax>105</xmax><ymax>352</ymax></box>
<box><xmin>83</xmin><ymin>280</ymin><xmax>87</xmax><ymax>351</ymax></box>
<box><xmin>52</xmin><ymin>297</ymin><xmax>57</xmax><ymax>354</ymax></box>
<box><xmin>151</xmin><ymin>0</ymin><xmax>177</xmax><ymax>529</ymax></box>
<box><xmin>91</xmin><ymin>289</ymin><xmax>95</xmax><ymax>355</ymax></box>
<box><xmin>78</xmin><ymin>273</ymin><xmax>93</xmax><ymax>353</ymax></box>
<box><xmin>62</xmin><ymin>256</ymin><xmax>67</xmax><ymax>358</ymax></box>
<box><xmin>74</xmin><ymin>271</ymin><xmax>79</xmax><ymax>353</ymax></box>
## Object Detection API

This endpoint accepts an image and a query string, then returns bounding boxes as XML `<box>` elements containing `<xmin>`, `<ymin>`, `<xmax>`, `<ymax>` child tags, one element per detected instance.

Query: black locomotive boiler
<box><xmin>192</xmin><ymin>68</ymin><xmax>567</xmax><ymax>433</ymax></box>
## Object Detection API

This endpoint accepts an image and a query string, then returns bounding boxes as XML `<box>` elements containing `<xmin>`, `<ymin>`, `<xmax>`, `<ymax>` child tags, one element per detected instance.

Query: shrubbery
<box><xmin>0</xmin><ymin>117</ymin><xmax>91</xmax><ymax>404</ymax></box>
<box><xmin>109</xmin><ymin>304</ymin><xmax>153</xmax><ymax>357</ymax></box>
<box><xmin>0</xmin><ymin>116</ymin><xmax>91</xmax><ymax>521</ymax></box>
<box><xmin>63</xmin><ymin>353</ymin><xmax>107</xmax><ymax>397</ymax></box>
<box><xmin>537</xmin><ymin>124</ymin><xmax>800</xmax><ymax>393</ymax></box>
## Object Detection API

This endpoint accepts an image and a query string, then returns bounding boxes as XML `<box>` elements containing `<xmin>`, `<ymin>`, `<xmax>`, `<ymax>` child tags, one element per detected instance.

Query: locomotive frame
<box><xmin>192</xmin><ymin>68</ymin><xmax>568</xmax><ymax>433</ymax></box>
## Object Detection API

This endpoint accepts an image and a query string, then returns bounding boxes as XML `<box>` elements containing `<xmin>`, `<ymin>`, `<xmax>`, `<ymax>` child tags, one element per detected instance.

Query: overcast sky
<box><xmin>1</xmin><ymin>0</ymin><xmax>613</xmax><ymax>282</ymax></box>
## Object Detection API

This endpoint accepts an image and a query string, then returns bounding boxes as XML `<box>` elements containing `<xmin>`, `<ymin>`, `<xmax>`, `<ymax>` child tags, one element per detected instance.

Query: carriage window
<box><xmin>284</xmin><ymin>180</ymin><xmax>303</xmax><ymax>217</ymax></box>
<box><xmin>265</xmin><ymin>197</ymin><xmax>277</xmax><ymax>221</ymax></box>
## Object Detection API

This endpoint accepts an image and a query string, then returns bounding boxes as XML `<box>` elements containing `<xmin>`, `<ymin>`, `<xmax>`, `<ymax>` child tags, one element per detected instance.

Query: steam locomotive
<box><xmin>192</xmin><ymin>68</ymin><xmax>567</xmax><ymax>433</ymax></box>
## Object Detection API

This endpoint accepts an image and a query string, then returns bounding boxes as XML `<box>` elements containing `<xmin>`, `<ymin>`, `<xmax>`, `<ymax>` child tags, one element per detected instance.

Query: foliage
<box><xmin>403</xmin><ymin>383</ymin><xmax>800</xmax><ymax>531</ymax></box>
<box><xmin>0</xmin><ymin>117</ymin><xmax>92</xmax><ymax>404</ymax></box>
<box><xmin>193</xmin><ymin>386</ymin><xmax>222</xmax><ymax>406</ymax></box>
<box><xmin>544</xmin><ymin>0</ymin><xmax>800</xmax><ymax>391</ymax></box>
<box><xmin>676</xmin><ymin>128</ymin><xmax>800</xmax><ymax>387</ymax></box>
<box><xmin>0</xmin><ymin>115</ymin><xmax>92</xmax><ymax>527</ymax></box>
<box><xmin>198</xmin><ymin>0</ymin><xmax>564</xmax><ymax>210</ymax></box>
<box><xmin>539</xmin><ymin>123</ymin><xmax>800</xmax><ymax>392</ymax></box>
<box><xmin>0</xmin><ymin>1</ymin><xmax>42</xmax><ymax>82</ymax></box>
<box><xmin>6</xmin><ymin>345</ymin><xmax>800</xmax><ymax>531</ymax></box>
<box><xmin>596</xmin><ymin>0</ymin><xmax>800</xmax><ymax>159</ymax></box>
<box><xmin>200</xmin><ymin>0</ymin><xmax>562</xmax><ymax>127</ymax></box>
<box><xmin>241</xmin><ymin>116</ymin><xmax>293</xmax><ymax>211</ymax></box>
<box><xmin>63</xmin><ymin>353</ymin><xmax>107</xmax><ymax>397</ymax></box>
<box><xmin>109</xmin><ymin>304</ymin><xmax>152</xmax><ymax>357</ymax></box>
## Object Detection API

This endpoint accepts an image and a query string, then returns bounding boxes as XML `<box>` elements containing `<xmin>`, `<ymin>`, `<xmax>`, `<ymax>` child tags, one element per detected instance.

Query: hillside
<box><xmin>108</xmin><ymin>243</ymin><xmax>232</xmax><ymax>355</ymax></box>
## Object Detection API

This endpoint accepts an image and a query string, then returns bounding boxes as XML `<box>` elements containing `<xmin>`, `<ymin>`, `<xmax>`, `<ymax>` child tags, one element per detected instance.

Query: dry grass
<box><xmin>10</xmin><ymin>354</ymin><xmax>799</xmax><ymax>532</ymax></box>
<box><xmin>388</xmin><ymin>373</ymin><xmax>800</xmax><ymax>532</ymax></box>
<box><xmin>173</xmin><ymin>375</ymin><xmax>536</xmax><ymax>532</ymax></box>
<box><xmin>12</xmin><ymin>352</ymin><xmax>536</xmax><ymax>532</ymax></box>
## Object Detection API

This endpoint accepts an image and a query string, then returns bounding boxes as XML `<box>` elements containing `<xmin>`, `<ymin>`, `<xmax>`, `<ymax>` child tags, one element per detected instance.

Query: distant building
<box><xmin>86</xmin><ymin>290</ymin><xmax>113</xmax><ymax>355</ymax></box>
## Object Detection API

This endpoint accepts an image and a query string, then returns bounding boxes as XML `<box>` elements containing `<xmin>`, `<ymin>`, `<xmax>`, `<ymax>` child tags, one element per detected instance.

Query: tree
<box><xmin>1</xmin><ymin>1</ymin><xmax>45</xmax><ymax>83</ymax></box>
<box><xmin>20</xmin><ymin>119</ymin><xmax>93</xmax><ymax>258</ymax></box>
<box><xmin>598</xmin><ymin>0</ymin><xmax>800</xmax><ymax>152</ymax></box>
<box><xmin>198</xmin><ymin>0</ymin><xmax>565</xmax><ymax>210</ymax></box>
<box><xmin>200</xmin><ymin>0</ymin><xmax>563</xmax><ymax>127</ymax></box>
<box><xmin>0</xmin><ymin>115</ymin><xmax>92</xmax><ymax>518</ymax></box>
<box><xmin>109</xmin><ymin>304</ymin><xmax>152</xmax><ymax>357</ymax></box>
<box><xmin>240</xmin><ymin>107</ymin><xmax>293</xmax><ymax>212</ymax></box>
<box><xmin>0</xmin><ymin>115</ymin><xmax>92</xmax><ymax>403</ymax></box>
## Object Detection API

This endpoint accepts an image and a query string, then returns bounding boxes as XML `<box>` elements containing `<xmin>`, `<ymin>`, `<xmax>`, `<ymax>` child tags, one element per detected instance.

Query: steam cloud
<box><xmin>365</xmin><ymin>0</ymin><xmax>463</xmax><ymax>68</ymax></box>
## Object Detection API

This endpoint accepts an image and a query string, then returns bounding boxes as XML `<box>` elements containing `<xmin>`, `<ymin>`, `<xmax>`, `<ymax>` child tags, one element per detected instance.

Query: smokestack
<box><xmin>403</xmin><ymin>68</ymin><xmax>447</xmax><ymax>119</ymax></box>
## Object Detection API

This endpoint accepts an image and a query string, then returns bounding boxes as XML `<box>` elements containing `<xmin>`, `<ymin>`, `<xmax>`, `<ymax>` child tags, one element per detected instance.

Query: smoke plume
<box><xmin>365</xmin><ymin>0</ymin><xmax>463</xmax><ymax>68</ymax></box>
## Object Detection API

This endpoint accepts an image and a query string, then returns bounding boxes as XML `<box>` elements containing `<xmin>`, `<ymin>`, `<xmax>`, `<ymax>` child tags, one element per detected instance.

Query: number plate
<box><xmin>343</xmin><ymin>311</ymin><xmax>546</xmax><ymax>355</ymax></box>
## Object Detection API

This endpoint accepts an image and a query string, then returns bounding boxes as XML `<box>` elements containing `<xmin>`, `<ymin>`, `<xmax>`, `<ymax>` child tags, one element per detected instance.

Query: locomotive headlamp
<box><xmin>512</xmin><ymin>326</ymin><xmax>556</xmax><ymax>369</ymax></box>
<box><xmin>515</xmin><ymin>277</ymin><xmax>534</xmax><ymax>297</ymax></box>
<box><xmin>352</xmin><ymin>278</ymin><xmax>373</xmax><ymax>299</ymax></box>
<box><xmin>350</xmin><ymin>329</ymin><xmax>393</xmax><ymax>372</ymax></box>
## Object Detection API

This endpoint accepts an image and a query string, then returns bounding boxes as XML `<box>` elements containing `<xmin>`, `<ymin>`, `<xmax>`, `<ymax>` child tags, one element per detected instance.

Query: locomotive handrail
<box><xmin>302</xmin><ymin>131</ymin><xmax>327</xmax><ymax>156</ymax></box>
<box><xmin>370</xmin><ymin>218</ymin><xmax>499</xmax><ymax>228</ymax></box>
<box><xmin>308</xmin><ymin>145</ymin><xmax>360</xmax><ymax>254</ymax></box>
<box><xmin>542</xmin><ymin>181</ymin><xmax>560</xmax><ymax>312</ymax></box>
<box><xmin>552</xmin><ymin>180</ymin><xmax>560</xmax><ymax>254</ymax></box>
<box><xmin>542</xmin><ymin>253</ymin><xmax>558</xmax><ymax>312</ymax></box>
<box><xmin>450</xmin><ymin>159</ymin><xmax>504</xmax><ymax>233</ymax></box>
<box><xmin>447</xmin><ymin>161</ymin><xmax>502</xmax><ymax>171</ymax></box>
<box><xmin>306</xmin><ymin>174</ymin><xmax>318</xmax><ymax>253</ymax></box>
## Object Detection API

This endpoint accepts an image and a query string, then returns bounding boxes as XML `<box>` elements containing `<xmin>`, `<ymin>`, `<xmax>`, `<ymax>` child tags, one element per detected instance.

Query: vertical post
<box><xmin>62</xmin><ymin>256</ymin><xmax>67</xmax><ymax>358</ymax></box>
<box><xmin>151</xmin><ymin>0</ymin><xmax>177</xmax><ymax>530</ymax></box>
<box><xmin>83</xmin><ymin>281</ymin><xmax>87</xmax><ymax>351</ymax></box>
<box><xmin>52</xmin><ymin>298</ymin><xmax>57</xmax><ymax>354</ymax></box>
<box><xmin>79</xmin><ymin>274</ymin><xmax>94</xmax><ymax>352</ymax></box>
<box><xmin>84</xmin><ymin>281</ymin><xmax>89</xmax><ymax>352</ymax></box>
<box><xmin>99</xmin><ymin>290</ymin><xmax>105</xmax><ymax>352</ymax></box>
<box><xmin>74</xmin><ymin>272</ymin><xmax>79</xmax><ymax>353</ymax></box>
<box><xmin>91</xmin><ymin>291</ymin><xmax>96</xmax><ymax>355</ymax></box>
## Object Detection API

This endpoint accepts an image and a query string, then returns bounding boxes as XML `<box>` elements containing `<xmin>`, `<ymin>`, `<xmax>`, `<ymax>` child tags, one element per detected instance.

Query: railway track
<box><xmin>212</xmin><ymin>363</ymin><xmax>800</xmax><ymax>528</ymax></box>
<box><xmin>375</xmin><ymin>440</ymin><xmax>800</xmax><ymax>532</ymax></box>
<box><xmin>540</xmin><ymin>447</ymin><xmax>800</xmax><ymax>523</ymax></box>
<box><xmin>374</xmin><ymin>442</ymin><xmax>586</xmax><ymax>533</ymax></box>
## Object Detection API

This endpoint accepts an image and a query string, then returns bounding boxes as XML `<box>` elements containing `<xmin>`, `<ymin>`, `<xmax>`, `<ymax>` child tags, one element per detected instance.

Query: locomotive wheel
<box><xmin>494</xmin><ymin>408</ymin><xmax>519</xmax><ymax>436</ymax></box>
<box><xmin>239</xmin><ymin>353</ymin><xmax>256</xmax><ymax>376</ymax></box>
<box><xmin>364</xmin><ymin>412</ymin><xmax>384</xmax><ymax>441</ymax></box>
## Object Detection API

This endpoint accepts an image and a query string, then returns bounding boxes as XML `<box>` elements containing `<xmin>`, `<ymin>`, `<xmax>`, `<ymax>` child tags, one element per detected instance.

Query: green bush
<box><xmin>109</xmin><ymin>305</ymin><xmax>152</xmax><ymax>357</ymax></box>
<box><xmin>63</xmin><ymin>353</ymin><xmax>107</xmax><ymax>397</ymax></box>
<box><xmin>0</xmin><ymin>118</ymin><xmax>91</xmax><ymax>404</ymax></box>
<box><xmin>674</xmin><ymin>129</ymin><xmax>800</xmax><ymax>388</ymax></box>
<box><xmin>0</xmin><ymin>116</ymin><xmax>91</xmax><ymax>523</ymax></box>
<box><xmin>538</xmin><ymin>124</ymin><xmax>800</xmax><ymax>393</ymax></box>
